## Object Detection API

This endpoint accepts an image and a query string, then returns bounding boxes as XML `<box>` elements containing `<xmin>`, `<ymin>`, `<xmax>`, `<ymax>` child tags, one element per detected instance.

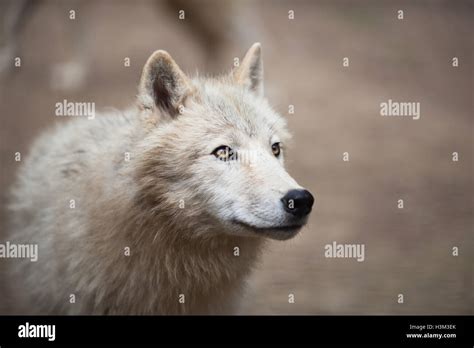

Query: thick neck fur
<box><xmin>83</xmin><ymin>199</ymin><xmax>265</xmax><ymax>314</ymax></box>
<box><xmin>76</xmin><ymin>134</ymin><xmax>266</xmax><ymax>314</ymax></box>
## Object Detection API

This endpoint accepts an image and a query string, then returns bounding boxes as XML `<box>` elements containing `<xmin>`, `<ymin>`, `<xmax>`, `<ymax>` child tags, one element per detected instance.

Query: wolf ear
<box><xmin>233</xmin><ymin>42</ymin><xmax>264</xmax><ymax>96</ymax></box>
<box><xmin>138</xmin><ymin>50</ymin><xmax>194</xmax><ymax>116</ymax></box>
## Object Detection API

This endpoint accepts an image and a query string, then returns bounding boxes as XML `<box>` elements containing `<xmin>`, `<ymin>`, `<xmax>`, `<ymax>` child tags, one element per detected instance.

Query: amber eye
<box><xmin>212</xmin><ymin>145</ymin><xmax>234</xmax><ymax>161</ymax></box>
<box><xmin>271</xmin><ymin>142</ymin><xmax>281</xmax><ymax>157</ymax></box>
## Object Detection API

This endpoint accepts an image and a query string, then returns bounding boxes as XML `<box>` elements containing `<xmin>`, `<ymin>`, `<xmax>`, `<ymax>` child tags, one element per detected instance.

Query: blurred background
<box><xmin>0</xmin><ymin>0</ymin><xmax>472</xmax><ymax>314</ymax></box>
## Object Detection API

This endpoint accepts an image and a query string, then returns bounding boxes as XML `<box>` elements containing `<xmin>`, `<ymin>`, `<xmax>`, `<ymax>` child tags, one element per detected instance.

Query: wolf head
<box><xmin>135</xmin><ymin>43</ymin><xmax>314</xmax><ymax>241</ymax></box>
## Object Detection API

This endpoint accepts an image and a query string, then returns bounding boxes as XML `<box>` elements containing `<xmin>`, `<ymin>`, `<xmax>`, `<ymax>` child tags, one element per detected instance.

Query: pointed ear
<box><xmin>138</xmin><ymin>50</ymin><xmax>194</xmax><ymax>116</ymax></box>
<box><xmin>233</xmin><ymin>42</ymin><xmax>264</xmax><ymax>96</ymax></box>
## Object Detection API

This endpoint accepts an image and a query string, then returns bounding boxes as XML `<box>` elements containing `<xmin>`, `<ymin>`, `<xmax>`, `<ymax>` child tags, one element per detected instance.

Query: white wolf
<box><xmin>7</xmin><ymin>43</ymin><xmax>314</xmax><ymax>314</ymax></box>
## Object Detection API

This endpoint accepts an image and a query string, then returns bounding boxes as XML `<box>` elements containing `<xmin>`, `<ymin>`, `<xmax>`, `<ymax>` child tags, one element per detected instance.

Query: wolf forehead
<box><xmin>186</xmin><ymin>77</ymin><xmax>290</xmax><ymax>140</ymax></box>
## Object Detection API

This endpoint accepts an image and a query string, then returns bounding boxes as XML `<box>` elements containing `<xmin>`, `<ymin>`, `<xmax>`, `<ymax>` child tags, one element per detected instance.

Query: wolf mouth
<box><xmin>232</xmin><ymin>220</ymin><xmax>303</xmax><ymax>234</ymax></box>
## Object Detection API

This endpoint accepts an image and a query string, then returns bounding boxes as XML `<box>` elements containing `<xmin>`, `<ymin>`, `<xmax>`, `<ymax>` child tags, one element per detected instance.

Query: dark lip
<box><xmin>232</xmin><ymin>220</ymin><xmax>303</xmax><ymax>233</ymax></box>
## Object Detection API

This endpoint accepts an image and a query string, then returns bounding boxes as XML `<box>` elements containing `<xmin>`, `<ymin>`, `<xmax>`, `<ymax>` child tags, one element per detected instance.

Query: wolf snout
<box><xmin>281</xmin><ymin>189</ymin><xmax>314</xmax><ymax>218</ymax></box>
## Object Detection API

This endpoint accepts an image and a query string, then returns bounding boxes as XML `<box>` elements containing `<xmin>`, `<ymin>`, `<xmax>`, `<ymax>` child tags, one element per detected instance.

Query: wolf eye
<box><xmin>271</xmin><ymin>142</ymin><xmax>281</xmax><ymax>157</ymax></box>
<box><xmin>212</xmin><ymin>146</ymin><xmax>234</xmax><ymax>161</ymax></box>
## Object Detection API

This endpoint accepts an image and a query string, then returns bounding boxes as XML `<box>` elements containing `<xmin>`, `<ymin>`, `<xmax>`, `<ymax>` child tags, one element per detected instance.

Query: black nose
<box><xmin>281</xmin><ymin>189</ymin><xmax>314</xmax><ymax>217</ymax></box>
